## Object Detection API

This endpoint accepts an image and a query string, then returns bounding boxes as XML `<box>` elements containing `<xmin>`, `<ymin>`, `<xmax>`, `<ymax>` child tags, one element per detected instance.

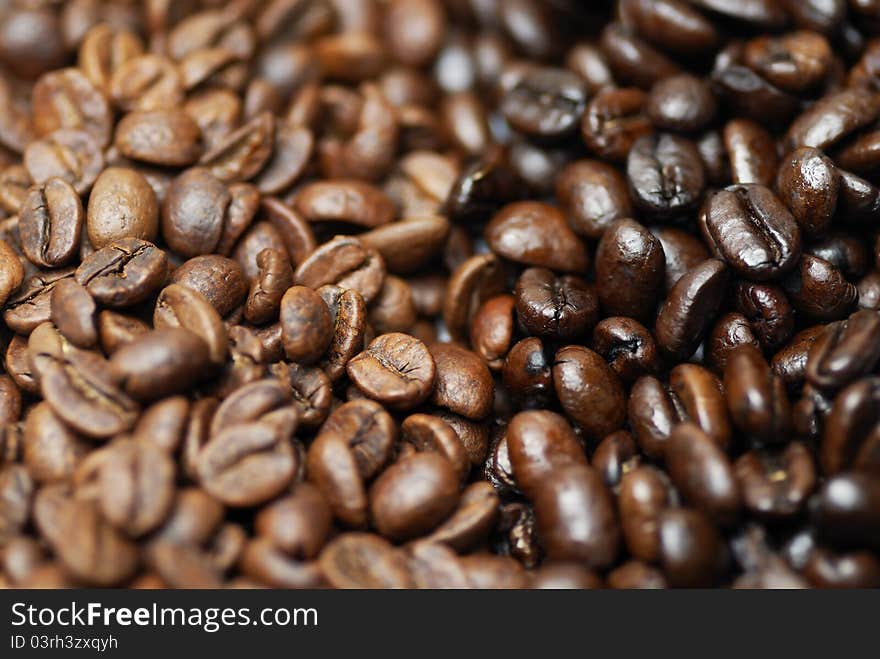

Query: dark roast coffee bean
<box><xmin>553</xmin><ymin>345</ymin><xmax>626</xmax><ymax>441</ymax></box>
<box><xmin>592</xmin><ymin>317</ymin><xmax>659</xmax><ymax>384</ymax></box>
<box><xmin>627</xmin><ymin>133</ymin><xmax>705</xmax><ymax>219</ymax></box>
<box><xmin>595</xmin><ymin>219</ymin><xmax>665</xmax><ymax>322</ymax></box>
<box><xmin>735</xmin><ymin>444</ymin><xmax>816</xmax><ymax>518</ymax></box>
<box><xmin>555</xmin><ymin>159</ymin><xmax>633</xmax><ymax>239</ymax></box>
<box><xmin>581</xmin><ymin>88</ymin><xmax>653</xmax><ymax>163</ymax></box>
<box><xmin>724</xmin><ymin>345</ymin><xmax>791</xmax><ymax>443</ymax></box>
<box><xmin>514</xmin><ymin>267</ymin><xmax>598</xmax><ymax>340</ymax></box>
<box><xmin>702</xmin><ymin>184</ymin><xmax>801</xmax><ymax>280</ymax></box>
<box><xmin>501</xmin><ymin>67</ymin><xmax>588</xmax><ymax>141</ymax></box>
<box><xmin>279</xmin><ymin>285</ymin><xmax>333</xmax><ymax>365</ymax></box>
<box><xmin>486</xmin><ymin>202</ymin><xmax>588</xmax><ymax>273</ymax></box>
<box><xmin>655</xmin><ymin>259</ymin><xmax>729</xmax><ymax>360</ymax></box>
<box><xmin>806</xmin><ymin>311</ymin><xmax>880</xmax><ymax>391</ymax></box>
<box><xmin>782</xmin><ymin>255</ymin><xmax>858</xmax><ymax>321</ymax></box>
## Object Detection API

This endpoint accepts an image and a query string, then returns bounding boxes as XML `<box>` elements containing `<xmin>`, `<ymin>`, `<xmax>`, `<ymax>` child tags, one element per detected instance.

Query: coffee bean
<box><xmin>154</xmin><ymin>284</ymin><xmax>228</xmax><ymax>366</ymax></box>
<box><xmin>595</xmin><ymin>219</ymin><xmax>665</xmax><ymax>322</ymax></box>
<box><xmin>24</xmin><ymin>128</ymin><xmax>104</xmax><ymax>195</ymax></box>
<box><xmin>553</xmin><ymin>345</ymin><xmax>626</xmax><ymax>440</ymax></box>
<box><xmin>667</xmin><ymin>423</ymin><xmax>740</xmax><ymax>525</ymax></box>
<box><xmin>735</xmin><ymin>443</ymin><xmax>816</xmax><ymax>518</ymax></box>
<box><xmin>514</xmin><ymin>267</ymin><xmax>599</xmax><ymax>340</ymax></box>
<box><xmin>348</xmin><ymin>333</ymin><xmax>435</xmax><ymax>410</ymax></box>
<box><xmin>50</xmin><ymin>278</ymin><xmax>97</xmax><ymax>349</ymax></box>
<box><xmin>657</xmin><ymin>507</ymin><xmax>724</xmax><ymax>587</ymax></box>
<box><xmin>647</xmin><ymin>74</ymin><xmax>716</xmax><ymax>133</ymax></box>
<box><xmin>470</xmin><ymin>294</ymin><xmax>516</xmax><ymax>370</ymax></box>
<box><xmin>115</xmin><ymin>109</ymin><xmax>203</xmax><ymax>167</ymax></box>
<box><xmin>486</xmin><ymin>201</ymin><xmax>588</xmax><ymax>273</ymax></box>
<box><xmin>655</xmin><ymin>259</ymin><xmax>729</xmax><ymax>360</ymax></box>
<box><xmin>196</xmin><ymin>418</ymin><xmax>297</xmax><ymax>508</ymax></box>
<box><xmin>592</xmin><ymin>317</ymin><xmax>659</xmax><ymax>384</ymax></box>
<box><xmin>555</xmin><ymin>159</ymin><xmax>633</xmax><ymax>239</ymax></box>
<box><xmin>782</xmin><ymin>254</ymin><xmax>858</xmax><ymax>321</ymax></box>
<box><xmin>28</xmin><ymin>322</ymin><xmax>139</xmax><ymax>438</ymax></box>
<box><xmin>532</xmin><ymin>464</ymin><xmax>619</xmax><ymax>567</ymax></box>
<box><xmin>109</xmin><ymin>328</ymin><xmax>210</xmax><ymax>401</ymax></box>
<box><xmin>277</xmin><ymin>285</ymin><xmax>333</xmax><ymax>364</ymax></box>
<box><xmin>370</xmin><ymin>453</ymin><xmax>459</xmax><ymax>542</ymax></box>
<box><xmin>76</xmin><ymin>238</ymin><xmax>167</xmax><ymax>308</ymax></box>
<box><xmin>501</xmin><ymin>67</ymin><xmax>588</xmax><ymax>141</ymax></box>
<box><xmin>430</xmin><ymin>342</ymin><xmax>494</xmax><ymax>420</ymax></box>
<box><xmin>627</xmin><ymin>133</ymin><xmax>705</xmax><ymax>219</ymax></box>
<box><xmin>294</xmin><ymin>236</ymin><xmax>386</xmax><ymax>304</ymax></box>
<box><xmin>619</xmin><ymin>465</ymin><xmax>672</xmax><ymax>562</ymax></box>
<box><xmin>171</xmin><ymin>255</ymin><xmax>247</xmax><ymax>317</ymax></box>
<box><xmin>319</xmin><ymin>533</ymin><xmax>413</xmax><ymax>588</ymax></box>
<box><xmin>821</xmin><ymin>377</ymin><xmax>880</xmax><ymax>475</ymax></box>
<box><xmin>724</xmin><ymin>345</ymin><xmax>791</xmax><ymax>443</ymax></box>
<box><xmin>87</xmin><ymin>167</ymin><xmax>159</xmax><ymax>248</ymax></box>
<box><xmin>19</xmin><ymin>178</ymin><xmax>83</xmax><ymax>268</ymax></box>
<box><xmin>702</xmin><ymin>184</ymin><xmax>801</xmax><ymax>280</ymax></box>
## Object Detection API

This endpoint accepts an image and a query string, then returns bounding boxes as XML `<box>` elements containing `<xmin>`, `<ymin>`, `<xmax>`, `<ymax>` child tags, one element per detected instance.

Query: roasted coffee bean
<box><xmin>5</xmin><ymin>268</ymin><xmax>76</xmax><ymax>335</ymax></box>
<box><xmin>430</xmin><ymin>342</ymin><xmax>494</xmax><ymax>420</ymax></box>
<box><xmin>776</xmin><ymin>147</ymin><xmax>839</xmax><ymax>238</ymax></box>
<box><xmin>723</xmin><ymin>119</ymin><xmax>777</xmax><ymax>187</ymax></box>
<box><xmin>347</xmin><ymin>333</ymin><xmax>435</xmax><ymax>410</ymax></box>
<box><xmin>196</xmin><ymin>417</ymin><xmax>297</xmax><ymax>508</ymax></box>
<box><xmin>814</xmin><ymin>472</ymin><xmax>880</xmax><ymax>549</ymax></box>
<box><xmin>652</xmin><ymin>227</ymin><xmax>710</xmax><ymax>293</ymax></box>
<box><xmin>501</xmin><ymin>67</ymin><xmax>588</xmax><ymax>141</ymax></box>
<box><xmin>712</xmin><ymin>64</ymin><xmax>800</xmax><ymax>130</ymax></box>
<box><xmin>555</xmin><ymin>160</ymin><xmax>633</xmax><ymax>239</ymax></box>
<box><xmin>28</xmin><ymin>322</ymin><xmax>138</xmax><ymax>438</ymax></box>
<box><xmin>370</xmin><ymin>453</ymin><xmax>459</xmax><ymax>542</ymax></box>
<box><xmin>32</xmin><ymin>68</ymin><xmax>112</xmax><ymax>146</ymax></box>
<box><xmin>133</xmin><ymin>397</ymin><xmax>190</xmax><ymax>454</ymax></box>
<box><xmin>734</xmin><ymin>281</ymin><xmax>794</xmax><ymax>351</ymax></box>
<box><xmin>154</xmin><ymin>284</ymin><xmax>227</xmax><ymax>366</ymax></box>
<box><xmin>532</xmin><ymin>464</ymin><xmax>619</xmax><ymax>568</ymax></box>
<box><xmin>97</xmin><ymin>310</ymin><xmax>149</xmax><ymax>355</ymax></box>
<box><xmin>24</xmin><ymin>128</ymin><xmax>104</xmax><ymax>195</ymax></box>
<box><xmin>294</xmin><ymin>180</ymin><xmax>395</xmax><ymax>229</ymax></box>
<box><xmin>702</xmin><ymin>184</ymin><xmax>801</xmax><ymax>280</ymax></box>
<box><xmin>486</xmin><ymin>202</ymin><xmax>588</xmax><ymax>273</ymax></box>
<box><xmin>595</xmin><ymin>219</ymin><xmax>665</xmax><ymax>322</ymax></box>
<box><xmin>600</xmin><ymin>23</ymin><xmax>680</xmax><ymax>89</ymax></box>
<box><xmin>470</xmin><ymin>295</ymin><xmax>516</xmax><ymax>371</ymax></box>
<box><xmin>502</xmin><ymin>337</ymin><xmax>553</xmax><ymax>407</ymax></box>
<box><xmin>735</xmin><ymin>444</ymin><xmax>816</xmax><ymax>518</ymax></box>
<box><xmin>317</xmin><ymin>285</ymin><xmax>367</xmax><ymax>383</ymax></box>
<box><xmin>279</xmin><ymin>285</ymin><xmax>333</xmax><ymax>365</ymax></box>
<box><xmin>514</xmin><ymin>268</ymin><xmax>598</xmax><ymax>340</ymax></box>
<box><xmin>0</xmin><ymin>238</ymin><xmax>24</xmax><ymax>307</ymax></box>
<box><xmin>199</xmin><ymin>112</ymin><xmax>274</xmax><ymax>183</ymax></box>
<box><xmin>592</xmin><ymin>317</ymin><xmax>659</xmax><ymax>385</ymax></box>
<box><xmin>442</xmin><ymin>253</ymin><xmax>506</xmax><ymax>342</ymax></box>
<box><xmin>657</xmin><ymin>507</ymin><xmax>724</xmax><ymax>587</ymax></box>
<box><xmin>171</xmin><ymin>255</ymin><xmax>248</xmax><ymax>317</ymax></box>
<box><xmin>655</xmin><ymin>259</ymin><xmax>729</xmax><ymax>360</ymax></box>
<box><xmin>627</xmin><ymin>133</ymin><xmax>705</xmax><ymax>219</ymax></box>
<box><xmin>87</xmin><ymin>166</ymin><xmax>158</xmax><ymax>248</ymax></box>
<box><xmin>553</xmin><ymin>345</ymin><xmax>626</xmax><ymax>440</ymax></box>
<box><xmin>506</xmin><ymin>410</ymin><xmax>587</xmax><ymax>498</ymax></box>
<box><xmin>401</xmin><ymin>414</ymin><xmax>469</xmax><ymax>481</ymax></box>
<box><xmin>19</xmin><ymin>178</ymin><xmax>83</xmax><ymax>268</ymax></box>
<box><xmin>50</xmin><ymin>278</ymin><xmax>97</xmax><ymax>349</ymax></box>
<box><xmin>244</xmin><ymin>248</ymin><xmax>293</xmax><ymax>325</ymax></box>
<box><xmin>308</xmin><ymin>400</ymin><xmax>396</xmax><ymax>529</ymax></box>
<box><xmin>786</xmin><ymin>88</ymin><xmax>880</xmax><ymax>152</ymax></box>
<box><xmin>22</xmin><ymin>402</ymin><xmax>85</xmax><ymax>484</ymax></box>
<box><xmin>76</xmin><ymin>238</ymin><xmax>167</xmax><ymax>308</ymax></box>
<box><xmin>647</xmin><ymin>74</ymin><xmax>716</xmax><ymax>133</ymax></box>
<box><xmin>619</xmin><ymin>465</ymin><xmax>672</xmax><ymax>562</ymax></box>
<box><xmin>592</xmin><ymin>430</ymin><xmax>639</xmax><ymax>489</ymax></box>
<box><xmin>782</xmin><ymin>255</ymin><xmax>858</xmax><ymax>321</ymax></box>
<box><xmin>115</xmin><ymin>109</ymin><xmax>203</xmax><ymax>167</ymax></box>
<box><xmin>724</xmin><ymin>345</ymin><xmax>791</xmax><ymax>443</ymax></box>
<box><xmin>362</xmin><ymin>216</ymin><xmax>449</xmax><ymax>275</ymax></box>
<box><xmin>161</xmin><ymin>168</ymin><xmax>231</xmax><ymax>258</ymax></box>
<box><xmin>295</xmin><ymin>236</ymin><xmax>386</xmax><ymax>304</ymax></box>
<box><xmin>707</xmin><ymin>312</ymin><xmax>763</xmax><ymax>374</ymax></box>
<box><xmin>667</xmin><ymin>423</ymin><xmax>740</xmax><ymax>525</ymax></box>
<box><xmin>806</xmin><ymin>311</ymin><xmax>880</xmax><ymax>391</ymax></box>
<box><xmin>109</xmin><ymin>328</ymin><xmax>210</xmax><ymax>401</ymax></box>
<box><xmin>319</xmin><ymin>533</ymin><xmax>413</xmax><ymax>589</ymax></box>
<box><xmin>772</xmin><ymin>325</ymin><xmax>827</xmax><ymax>391</ymax></box>
<box><xmin>670</xmin><ymin>364</ymin><xmax>732</xmax><ymax>450</ymax></box>
<box><xmin>821</xmin><ymin>378</ymin><xmax>880</xmax><ymax>475</ymax></box>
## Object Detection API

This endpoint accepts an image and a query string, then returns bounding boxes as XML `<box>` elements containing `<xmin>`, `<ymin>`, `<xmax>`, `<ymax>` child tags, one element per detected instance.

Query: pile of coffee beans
<box><xmin>1</xmin><ymin>0</ymin><xmax>880</xmax><ymax>589</ymax></box>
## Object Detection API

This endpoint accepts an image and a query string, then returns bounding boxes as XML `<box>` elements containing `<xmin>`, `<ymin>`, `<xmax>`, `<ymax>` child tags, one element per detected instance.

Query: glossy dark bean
<box><xmin>821</xmin><ymin>377</ymin><xmax>880</xmax><ymax>475</ymax></box>
<box><xmin>782</xmin><ymin>255</ymin><xmax>858</xmax><ymax>321</ymax></box>
<box><xmin>553</xmin><ymin>345</ymin><xmax>626</xmax><ymax>440</ymax></box>
<box><xmin>430</xmin><ymin>343</ymin><xmax>494</xmax><ymax>420</ymax></box>
<box><xmin>514</xmin><ymin>268</ymin><xmax>598</xmax><ymax>340</ymax></box>
<box><xmin>581</xmin><ymin>88</ymin><xmax>653</xmax><ymax>163</ymax></box>
<box><xmin>595</xmin><ymin>219</ymin><xmax>665</xmax><ymax>323</ymax></box>
<box><xmin>501</xmin><ymin>67</ymin><xmax>588</xmax><ymax>141</ymax></box>
<box><xmin>806</xmin><ymin>311</ymin><xmax>880</xmax><ymax>391</ymax></box>
<box><xmin>776</xmin><ymin>147</ymin><xmax>840</xmax><ymax>238</ymax></box>
<box><xmin>724</xmin><ymin>345</ymin><xmax>791</xmax><ymax>443</ymax></box>
<box><xmin>532</xmin><ymin>464</ymin><xmax>620</xmax><ymax>568</ymax></box>
<box><xmin>647</xmin><ymin>74</ymin><xmax>716</xmax><ymax>133</ymax></box>
<box><xmin>657</xmin><ymin>507</ymin><xmax>724</xmax><ymax>587</ymax></box>
<box><xmin>555</xmin><ymin>160</ymin><xmax>633</xmax><ymax>239</ymax></box>
<box><xmin>592</xmin><ymin>317</ymin><xmax>659</xmax><ymax>385</ymax></box>
<box><xmin>735</xmin><ymin>444</ymin><xmax>816</xmax><ymax>518</ymax></box>
<box><xmin>655</xmin><ymin>259</ymin><xmax>729</xmax><ymax>360</ymax></box>
<box><xmin>702</xmin><ymin>184</ymin><xmax>801</xmax><ymax>281</ymax></box>
<box><xmin>627</xmin><ymin>133</ymin><xmax>705</xmax><ymax>219</ymax></box>
<box><xmin>667</xmin><ymin>423</ymin><xmax>740</xmax><ymax>525</ymax></box>
<box><xmin>619</xmin><ymin>465</ymin><xmax>672</xmax><ymax>562</ymax></box>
